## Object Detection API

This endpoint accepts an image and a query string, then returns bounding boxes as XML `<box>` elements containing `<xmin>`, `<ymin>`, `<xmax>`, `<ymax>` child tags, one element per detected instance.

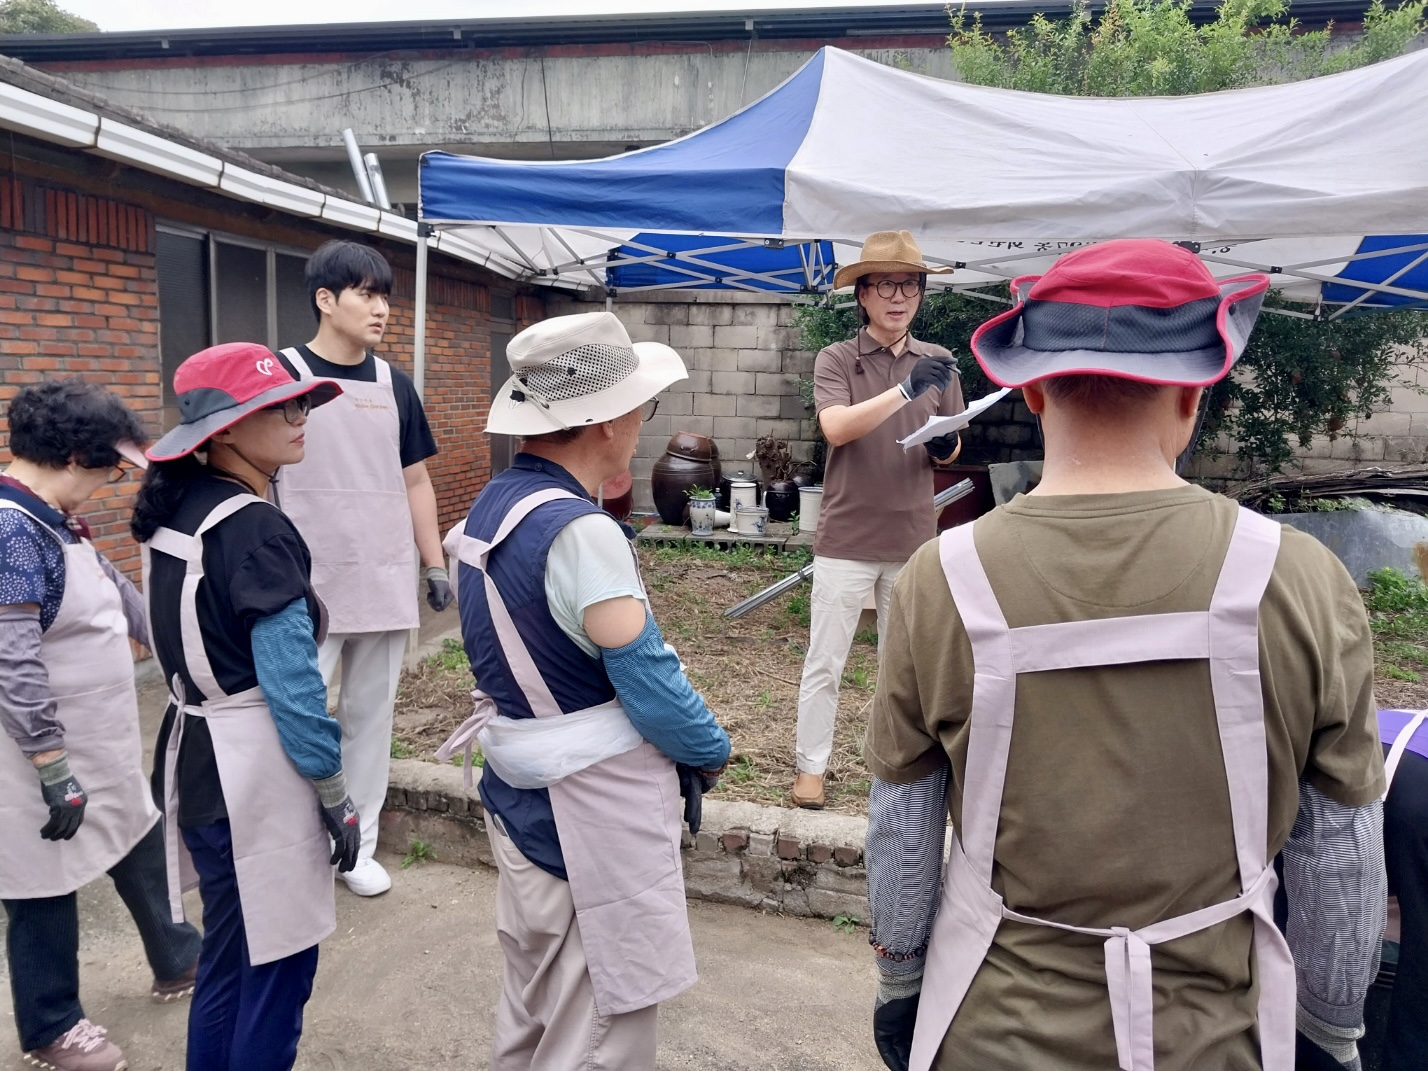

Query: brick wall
<box><xmin>0</xmin><ymin>174</ymin><xmax>160</xmax><ymax>581</ymax></box>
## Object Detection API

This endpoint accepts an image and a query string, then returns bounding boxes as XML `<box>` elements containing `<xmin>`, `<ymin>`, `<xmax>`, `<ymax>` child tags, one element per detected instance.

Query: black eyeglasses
<box><xmin>641</xmin><ymin>398</ymin><xmax>660</xmax><ymax>422</ymax></box>
<box><xmin>867</xmin><ymin>279</ymin><xmax>923</xmax><ymax>299</ymax></box>
<box><xmin>262</xmin><ymin>395</ymin><xmax>313</xmax><ymax>425</ymax></box>
<box><xmin>107</xmin><ymin>460</ymin><xmax>136</xmax><ymax>485</ymax></box>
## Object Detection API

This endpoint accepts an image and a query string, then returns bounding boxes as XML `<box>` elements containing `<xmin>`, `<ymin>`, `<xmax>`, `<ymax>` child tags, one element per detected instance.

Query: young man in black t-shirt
<box><xmin>274</xmin><ymin>242</ymin><xmax>451</xmax><ymax>897</ymax></box>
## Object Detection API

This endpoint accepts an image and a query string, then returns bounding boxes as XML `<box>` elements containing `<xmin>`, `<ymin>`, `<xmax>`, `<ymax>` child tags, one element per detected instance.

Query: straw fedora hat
<box><xmin>487</xmin><ymin>311</ymin><xmax>688</xmax><ymax>436</ymax></box>
<box><xmin>833</xmin><ymin>230</ymin><xmax>954</xmax><ymax>290</ymax></box>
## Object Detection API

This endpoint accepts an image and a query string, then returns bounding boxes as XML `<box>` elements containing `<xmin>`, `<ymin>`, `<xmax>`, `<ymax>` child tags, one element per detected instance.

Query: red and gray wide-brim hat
<box><xmin>970</xmin><ymin>239</ymin><xmax>1271</xmax><ymax>389</ymax></box>
<box><xmin>148</xmin><ymin>341</ymin><xmax>342</xmax><ymax>462</ymax></box>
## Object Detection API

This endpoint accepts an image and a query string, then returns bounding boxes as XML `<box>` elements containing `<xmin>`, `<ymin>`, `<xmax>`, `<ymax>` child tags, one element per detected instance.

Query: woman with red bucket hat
<box><xmin>131</xmin><ymin>342</ymin><xmax>363</xmax><ymax>1071</ymax></box>
<box><xmin>863</xmin><ymin>240</ymin><xmax>1387</xmax><ymax>1071</ymax></box>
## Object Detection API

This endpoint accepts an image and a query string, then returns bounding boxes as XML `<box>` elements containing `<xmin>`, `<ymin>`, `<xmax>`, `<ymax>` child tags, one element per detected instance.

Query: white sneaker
<box><xmin>339</xmin><ymin>858</ymin><xmax>392</xmax><ymax>897</ymax></box>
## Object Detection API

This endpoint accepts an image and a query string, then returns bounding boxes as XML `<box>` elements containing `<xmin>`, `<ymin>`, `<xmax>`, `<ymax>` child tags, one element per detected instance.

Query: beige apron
<box><xmin>909</xmin><ymin>507</ymin><xmax>1296</xmax><ymax>1071</ymax></box>
<box><xmin>0</xmin><ymin>501</ymin><xmax>158</xmax><ymax>900</ymax></box>
<box><xmin>142</xmin><ymin>492</ymin><xmax>336</xmax><ymax>966</ymax></box>
<box><xmin>276</xmin><ymin>348</ymin><xmax>417</xmax><ymax>635</ymax></box>
<box><xmin>442</xmin><ymin>488</ymin><xmax>697</xmax><ymax>1017</ymax></box>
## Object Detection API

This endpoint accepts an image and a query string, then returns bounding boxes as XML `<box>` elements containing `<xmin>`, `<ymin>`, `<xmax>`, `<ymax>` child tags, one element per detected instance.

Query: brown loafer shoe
<box><xmin>152</xmin><ymin>960</ymin><xmax>198</xmax><ymax>1003</ymax></box>
<box><xmin>791</xmin><ymin>772</ymin><xmax>826</xmax><ymax>810</ymax></box>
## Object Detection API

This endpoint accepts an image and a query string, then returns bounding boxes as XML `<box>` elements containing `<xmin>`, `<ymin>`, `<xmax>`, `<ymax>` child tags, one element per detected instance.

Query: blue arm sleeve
<box><xmin>250</xmin><ymin>597</ymin><xmax>342</xmax><ymax>781</ymax></box>
<box><xmin>600</xmin><ymin>613</ymin><xmax>731</xmax><ymax>770</ymax></box>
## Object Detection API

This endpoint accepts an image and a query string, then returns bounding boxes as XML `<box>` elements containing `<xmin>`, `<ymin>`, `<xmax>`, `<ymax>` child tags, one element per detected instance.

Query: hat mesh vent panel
<box><xmin>522</xmin><ymin>344</ymin><xmax>639</xmax><ymax>401</ymax></box>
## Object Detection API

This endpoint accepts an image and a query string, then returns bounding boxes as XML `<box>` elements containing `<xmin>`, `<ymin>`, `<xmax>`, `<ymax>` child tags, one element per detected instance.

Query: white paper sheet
<box><xmin>898</xmin><ymin>388</ymin><xmax>1013</xmax><ymax>450</ymax></box>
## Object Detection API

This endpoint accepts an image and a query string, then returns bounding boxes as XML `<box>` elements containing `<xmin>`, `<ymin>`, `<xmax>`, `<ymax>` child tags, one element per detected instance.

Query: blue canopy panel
<box><xmin>1321</xmin><ymin>235</ymin><xmax>1428</xmax><ymax>311</ymax></box>
<box><xmin>604</xmin><ymin>234</ymin><xmax>836</xmax><ymax>292</ymax></box>
<box><xmin>419</xmin><ymin>50</ymin><xmax>825</xmax><ymax>235</ymax></box>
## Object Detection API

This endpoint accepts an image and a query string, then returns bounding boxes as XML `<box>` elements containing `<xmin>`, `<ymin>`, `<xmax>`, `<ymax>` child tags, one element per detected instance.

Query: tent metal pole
<box><xmin>414</xmin><ymin>223</ymin><xmax>432</xmax><ymax>402</ymax></box>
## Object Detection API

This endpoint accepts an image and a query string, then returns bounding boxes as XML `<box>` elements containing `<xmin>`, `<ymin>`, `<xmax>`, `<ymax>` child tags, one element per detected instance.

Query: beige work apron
<box><xmin>276</xmin><ymin>348</ymin><xmax>417</xmax><ymax>635</ymax></box>
<box><xmin>909</xmin><ymin>507</ymin><xmax>1296</xmax><ymax>1071</ymax></box>
<box><xmin>142</xmin><ymin>492</ymin><xmax>336</xmax><ymax>966</ymax></box>
<box><xmin>442</xmin><ymin>488</ymin><xmax>697</xmax><ymax>1017</ymax></box>
<box><xmin>0</xmin><ymin>501</ymin><xmax>158</xmax><ymax>899</ymax></box>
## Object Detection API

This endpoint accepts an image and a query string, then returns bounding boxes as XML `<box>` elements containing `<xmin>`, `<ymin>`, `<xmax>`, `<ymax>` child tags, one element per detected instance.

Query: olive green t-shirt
<box><xmin>865</xmin><ymin>485</ymin><xmax>1384</xmax><ymax>1071</ymax></box>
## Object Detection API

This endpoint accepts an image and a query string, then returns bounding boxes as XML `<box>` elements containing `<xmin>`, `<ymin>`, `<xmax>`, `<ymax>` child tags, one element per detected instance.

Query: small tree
<box><xmin>0</xmin><ymin>0</ymin><xmax>98</xmax><ymax>33</ymax></box>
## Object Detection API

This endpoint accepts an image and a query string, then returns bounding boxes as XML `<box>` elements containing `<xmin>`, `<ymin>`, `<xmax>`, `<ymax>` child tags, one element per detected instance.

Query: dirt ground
<box><xmin>394</xmin><ymin>543</ymin><xmax>1428</xmax><ymax>819</ymax></box>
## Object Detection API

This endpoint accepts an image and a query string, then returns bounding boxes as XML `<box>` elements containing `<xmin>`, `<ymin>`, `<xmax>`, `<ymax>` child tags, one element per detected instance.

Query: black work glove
<box><xmin>676</xmin><ymin>762</ymin><xmax>726</xmax><ymax>835</ymax></box>
<box><xmin>898</xmin><ymin>357</ymin><xmax>953</xmax><ymax>401</ymax></box>
<box><xmin>37</xmin><ymin>753</ymin><xmax>87</xmax><ymax>841</ymax></box>
<box><xmin>923</xmin><ymin>432</ymin><xmax>961</xmax><ymax>464</ymax></box>
<box><xmin>1295</xmin><ymin>1030</ymin><xmax>1361</xmax><ymax>1071</ymax></box>
<box><xmin>873</xmin><ymin>993</ymin><xmax>921</xmax><ymax>1071</ymax></box>
<box><xmin>320</xmin><ymin>795</ymin><xmax>361</xmax><ymax>873</ymax></box>
<box><xmin>423</xmin><ymin>565</ymin><xmax>454</xmax><ymax>612</ymax></box>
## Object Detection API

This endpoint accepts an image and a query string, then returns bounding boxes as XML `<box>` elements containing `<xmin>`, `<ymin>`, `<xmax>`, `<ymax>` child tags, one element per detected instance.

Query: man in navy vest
<box><xmin>438</xmin><ymin>311</ymin><xmax>730</xmax><ymax>1070</ymax></box>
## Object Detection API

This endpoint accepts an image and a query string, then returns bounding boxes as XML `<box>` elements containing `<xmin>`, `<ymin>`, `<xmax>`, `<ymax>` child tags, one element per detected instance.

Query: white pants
<box><xmin>317</xmin><ymin>629</ymin><xmax>407</xmax><ymax>860</ymax></box>
<box><xmin>489</xmin><ymin>818</ymin><xmax>659</xmax><ymax>1071</ymax></box>
<box><xmin>794</xmin><ymin>556</ymin><xmax>903</xmax><ymax>775</ymax></box>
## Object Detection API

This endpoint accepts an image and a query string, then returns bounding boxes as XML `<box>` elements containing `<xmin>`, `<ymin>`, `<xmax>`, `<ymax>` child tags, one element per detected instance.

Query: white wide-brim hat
<box><xmin>487</xmin><ymin>310</ymin><xmax>689</xmax><ymax>436</ymax></box>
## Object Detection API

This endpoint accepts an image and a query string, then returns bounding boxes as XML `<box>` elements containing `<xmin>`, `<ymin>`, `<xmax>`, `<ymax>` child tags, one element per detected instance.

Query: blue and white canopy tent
<box><xmin>411</xmin><ymin>45</ymin><xmax>1428</xmax><ymax>385</ymax></box>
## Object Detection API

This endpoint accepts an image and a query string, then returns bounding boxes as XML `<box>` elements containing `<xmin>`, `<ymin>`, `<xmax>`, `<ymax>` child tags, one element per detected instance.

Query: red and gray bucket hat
<box><xmin>970</xmin><ymin>239</ymin><xmax>1271</xmax><ymax>388</ymax></box>
<box><xmin>148</xmin><ymin>341</ymin><xmax>342</xmax><ymax>462</ymax></box>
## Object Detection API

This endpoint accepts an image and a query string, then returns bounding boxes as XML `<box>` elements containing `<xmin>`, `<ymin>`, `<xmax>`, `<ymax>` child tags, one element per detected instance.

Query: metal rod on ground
<box><xmin>722</xmin><ymin>479</ymin><xmax>975</xmax><ymax>619</ymax></box>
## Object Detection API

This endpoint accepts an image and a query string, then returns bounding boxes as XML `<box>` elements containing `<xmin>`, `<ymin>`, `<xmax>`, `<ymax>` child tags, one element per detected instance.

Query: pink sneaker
<box><xmin>22</xmin><ymin>1020</ymin><xmax>128</xmax><ymax>1071</ymax></box>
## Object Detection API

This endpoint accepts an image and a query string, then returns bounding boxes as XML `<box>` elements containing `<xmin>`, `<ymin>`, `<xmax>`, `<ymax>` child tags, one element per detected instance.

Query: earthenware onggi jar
<box><xmin>764</xmin><ymin>479</ymin><xmax>799</xmax><ymax>522</ymax></box>
<box><xmin>650</xmin><ymin>432</ymin><xmax>722</xmax><ymax>526</ymax></box>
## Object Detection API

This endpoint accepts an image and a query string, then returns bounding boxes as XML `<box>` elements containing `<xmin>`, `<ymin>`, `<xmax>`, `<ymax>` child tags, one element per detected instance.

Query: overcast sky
<box><xmin>62</xmin><ymin>0</ymin><xmax>929</xmax><ymax>34</ymax></box>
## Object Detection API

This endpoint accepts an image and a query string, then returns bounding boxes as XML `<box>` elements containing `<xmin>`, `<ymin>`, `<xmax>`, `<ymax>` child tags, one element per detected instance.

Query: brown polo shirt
<box><xmin>812</xmin><ymin>328</ymin><xmax>964</xmax><ymax>562</ymax></box>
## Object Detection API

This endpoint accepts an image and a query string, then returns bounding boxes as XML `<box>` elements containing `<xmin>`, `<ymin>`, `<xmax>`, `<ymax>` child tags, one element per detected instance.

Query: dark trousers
<box><xmin>3</xmin><ymin>818</ymin><xmax>202</xmax><ymax>1052</ymax></box>
<box><xmin>1382</xmin><ymin>748</ymin><xmax>1428</xmax><ymax>1071</ymax></box>
<box><xmin>183</xmin><ymin>819</ymin><xmax>318</xmax><ymax>1071</ymax></box>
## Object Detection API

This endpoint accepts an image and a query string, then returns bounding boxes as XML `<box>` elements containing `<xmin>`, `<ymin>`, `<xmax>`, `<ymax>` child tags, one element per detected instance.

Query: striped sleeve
<box><xmin>866</xmin><ymin>765</ymin><xmax>949</xmax><ymax>978</ymax></box>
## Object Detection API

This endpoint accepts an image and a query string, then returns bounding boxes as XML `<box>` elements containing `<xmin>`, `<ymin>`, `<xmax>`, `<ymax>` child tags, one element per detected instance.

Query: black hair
<box><xmin>1040</xmin><ymin>374</ymin><xmax>1166</xmax><ymax>410</ymax></box>
<box><xmin>132</xmin><ymin>454</ymin><xmax>254</xmax><ymax>543</ymax></box>
<box><xmin>855</xmin><ymin>273</ymin><xmax>928</xmax><ymax>326</ymax></box>
<box><xmin>305</xmin><ymin>240</ymin><xmax>393</xmax><ymax>321</ymax></box>
<box><xmin>6</xmin><ymin>378</ymin><xmax>145</xmax><ymax>469</ymax></box>
<box><xmin>522</xmin><ymin>427</ymin><xmax>587</xmax><ymax>447</ymax></box>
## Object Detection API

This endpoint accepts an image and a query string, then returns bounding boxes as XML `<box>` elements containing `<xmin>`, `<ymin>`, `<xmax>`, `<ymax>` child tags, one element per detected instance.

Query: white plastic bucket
<box><xmin>798</xmin><ymin>485</ymin><xmax>824</xmax><ymax>533</ymax></box>
<box><xmin>727</xmin><ymin>480</ymin><xmax>758</xmax><ymax>533</ymax></box>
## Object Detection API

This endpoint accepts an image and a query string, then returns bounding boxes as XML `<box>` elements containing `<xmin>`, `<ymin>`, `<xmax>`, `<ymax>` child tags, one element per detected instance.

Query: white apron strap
<box><xmin>280</xmin><ymin>346</ymin><xmax>312</xmax><ymax>378</ymax></box>
<box><xmin>1385</xmin><ymin>712</ymin><xmax>1428</xmax><ymax>792</ymax></box>
<box><xmin>447</xmin><ymin>488</ymin><xmax>584</xmax><ymax>721</ymax></box>
<box><xmin>373</xmin><ymin>356</ymin><xmax>393</xmax><ymax>387</ymax></box>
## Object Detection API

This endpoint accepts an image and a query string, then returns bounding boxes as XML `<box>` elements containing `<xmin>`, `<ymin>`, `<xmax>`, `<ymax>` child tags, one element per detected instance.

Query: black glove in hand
<box><xmin>898</xmin><ymin>358</ymin><xmax>953</xmax><ymax>401</ymax></box>
<box><xmin>37</xmin><ymin>754</ymin><xmax>87</xmax><ymax>841</ymax></box>
<box><xmin>1296</xmin><ymin>1031</ymin><xmax>1361</xmax><ymax>1071</ymax></box>
<box><xmin>423</xmin><ymin>565</ymin><xmax>454</xmax><ymax>612</ymax></box>
<box><xmin>924</xmin><ymin>432</ymin><xmax>961</xmax><ymax>463</ymax></box>
<box><xmin>321</xmin><ymin>796</ymin><xmax>362</xmax><ymax>873</ymax></box>
<box><xmin>873</xmin><ymin>994</ymin><xmax>920</xmax><ymax>1071</ymax></box>
<box><xmin>677</xmin><ymin>764</ymin><xmax>704</xmax><ymax>835</ymax></box>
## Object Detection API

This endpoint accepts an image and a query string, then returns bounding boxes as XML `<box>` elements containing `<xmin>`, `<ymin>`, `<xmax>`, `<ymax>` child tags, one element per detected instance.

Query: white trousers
<box><xmin>489</xmin><ymin>818</ymin><xmax>659</xmax><ymax>1071</ymax></box>
<box><xmin>317</xmin><ymin>629</ymin><xmax>407</xmax><ymax>860</ymax></box>
<box><xmin>794</xmin><ymin>556</ymin><xmax>903</xmax><ymax>775</ymax></box>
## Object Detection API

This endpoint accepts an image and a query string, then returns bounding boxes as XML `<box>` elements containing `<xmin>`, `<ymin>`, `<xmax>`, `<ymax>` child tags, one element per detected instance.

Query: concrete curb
<box><xmin>378</xmin><ymin>759</ymin><xmax>871</xmax><ymax>924</ymax></box>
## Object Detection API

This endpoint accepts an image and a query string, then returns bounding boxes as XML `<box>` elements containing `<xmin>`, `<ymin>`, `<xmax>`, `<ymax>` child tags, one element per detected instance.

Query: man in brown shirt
<box><xmin>793</xmin><ymin>231</ymin><xmax>966</xmax><ymax>809</ymax></box>
<box><xmin>864</xmin><ymin>240</ymin><xmax>1387</xmax><ymax>1071</ymax></box>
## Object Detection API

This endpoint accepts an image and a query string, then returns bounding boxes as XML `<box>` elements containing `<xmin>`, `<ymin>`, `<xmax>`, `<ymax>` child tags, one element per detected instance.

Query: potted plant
<box><xmin>753</xmin><ymin>435</ymin><xmax>800</xmax><ymax>522</ymax></box>
<box><xmin>686</xmin><ymin>485</ymin><xmax>716</xmax><ymax>536</ymax></box>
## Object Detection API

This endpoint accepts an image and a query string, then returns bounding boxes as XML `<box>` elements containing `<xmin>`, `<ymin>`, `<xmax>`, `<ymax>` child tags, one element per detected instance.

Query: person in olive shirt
<box><xmin>792</xmin><ymin>231</ymin><xmax>965</xmax><ymax>809</ymax></box>
<box><xmin>864</xmin><ymin>240</ymin><xmax>1386</xmax><ymax>1071</ymax></box>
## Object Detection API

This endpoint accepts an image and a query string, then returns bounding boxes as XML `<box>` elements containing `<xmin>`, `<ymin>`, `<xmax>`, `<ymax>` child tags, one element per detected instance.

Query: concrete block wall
<box><xmin>549</xmin><ymin>291</ymin><xmax>821</xmax><ymax>511</ymax></box>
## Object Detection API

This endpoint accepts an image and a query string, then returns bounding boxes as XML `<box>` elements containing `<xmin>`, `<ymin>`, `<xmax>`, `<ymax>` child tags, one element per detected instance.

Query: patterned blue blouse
<box><xmin>0</xmin><ymin>486</ymin><xmax>76</xmax><ymax>630</ymax></box>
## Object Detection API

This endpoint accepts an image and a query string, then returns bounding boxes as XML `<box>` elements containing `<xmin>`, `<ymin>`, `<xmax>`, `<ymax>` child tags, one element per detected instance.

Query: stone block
<box><xmin>754</xmin><ymin>372</ymin><xmax>790</xmax><ymax>395</ymax></box>
<box><xmin>833</xmin><ymin>845</ymin><xmax>861</xmax><ymax>867</ymax></box>
<box><xmin>694</xmin><ymin>830</ymin><xmax>719</xmax><ymax>854</ymax></box>
<box><xmin>713</xmin><ymin>416</ymin><xmax>760</xmax><ymax>440</ymax></box>
<box><xmin>645</xmin><ymin>304</ymin><xmax>689</xmax><ymax>326</ymax></box>
<box><xmin>681</xmin><ymin>415</ymin><xmax>715</xmax><ymax>437</ymax></box>
<box><xmin>806</xmin><ymin>888</ymin><xmax>869</xmax><ymax>921</ymax></box>
<box><xmin>661</xmin><ymin>391</ymin><xmax>693</xmax><ymax>416</ymax></box>
<box><xmin>732</xmin><ymin>304</ymin><xmax>772</xmax><ymax>326</ymax></box>
<box><xmin>780</xmin><ymin>393</ymin><xmax>809</xmax><ymax>420</ymax></box>
<box><xmin>736</xmin><ymin>394</ymin><xmax>782</xmax><ymax>419</ymax></box>
<box><xmin>385</xmin><ymin>787</ymin><xmax>407</xmax><ymax>808</ymax></box>
<box><xmin>721</xmin><ymin>830</ymin><xmax>750</xmax><ymax>853</ymax></box>
<box><xmin>686</xmin><ymin>369</ymin><xmax>712</xmax><ymax>393</ymax></box>
<box><xmin>1383</xmin><ymin>436</ymin><xmax>1428</xmax><ymax>463</ymax></box>
<box><xmin>709</xmin><ymin>349</ymin><xmax>741</xmax><ymax>372</ymax></box>
<box><xmin>781</xmin><ymin>886</ymin><xmax>814</xmax><ymax>917</ymax></box>
<box><xmin>759</xmin><ymin>419</ymin><xmax>801</xmax><ymax>441</ymax></box>
<box><xmin>782</xmin><ymin>351</ymin><xmax>815</xmax><ymax>376</ymax></box>
<box><xmin>1359</xmin><ymin>410</ymin><xmax>1413</xmax><ymax>436</ymax></box>
<box><xmin>688</xmin><ymin>303</ymin><xmax>734</xmax><ymax>326</ymax></box>
<box><xmin>624</xmin><ymin>322</ymin><xmax>670</xmax><ymax>345</ymax></box>
<box><xmin>776</xmin><ymin>837</ymin><xmax>803</xmax><ymax>861</ymax></box>
<box><xmin>641</xmin><ymin>414</ymin><xmax>671</xmax><ymax>439</ymax></box>
<box><xmin>748</xmin><ymin>832</ymin><xmax>775</xmax><ymax>856</ymax></box>
<box><xmin>756</xmin><ymin>325</ymin><xmax>799</xmax><ymax>351</ymax></box>
<box><xmin>812</xmin><ymin>865</ymin><xmax>868</xmax><ymax>896</ymax></box>
<box><xmin>736</xmin><ymin>349</ymin><xmax>783</xmax><ymax>373</ymax></box>
<box><xmin>742</xmin><ymin>854</ymin><xmax>786</xmax><ymax>893</ymax></box>
<box><xmin>807</xmin><ymin>843</ymin><xmax>834</xmax><ymax>864</ymax></box>
<box><xmin>670</xmin><ymin>324</ymin><xmax>714</xmax><ymax>349</ymax></box>
<box><xmin>449</xmin><ymin>794</ymin><xmax>468</xmax><ymax>816</ymax></box>
<box><xmin>712</xmin><ymin>370</ymin><xmax>757</xmax><ymax>395</ymax></box>
<box><xmin>694</xmin><ymin>394</ymin><xmax>736</xmax><ymax>417</ymax></box>
<box><xmin>714</xmin><ymin>324</ymin><xmax>759</xmax><ymax>349</ymax></box>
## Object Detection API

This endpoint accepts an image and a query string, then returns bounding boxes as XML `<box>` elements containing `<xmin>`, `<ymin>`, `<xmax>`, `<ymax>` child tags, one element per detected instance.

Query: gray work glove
<box><xmin>37</xmin><ymin>753</ymin><xmax>87</xmax><ymax>841</ymax></box>
<box><xmin>1297</xmin><ymin>1006</ymin><xmax>1364</xmax><ymax>1071</ymax></box>
<box><xmin>898</xmin><ymin>358</ymin><xmax>953</xmax><ymax>401</ymax></box>
<box><xmin>423</xmin><ymin>565</ymin><xmax>454</xmax><ymax>612</ymax></box>
<box><xmin>315</xmin><ymin>772</ymin><xmax>361</xmax><ymax>873</ymax></box>
<box><xmin>873</xmin><ymin>970</ymin><xmax>923</xmax><ymax>1071</ymax></box>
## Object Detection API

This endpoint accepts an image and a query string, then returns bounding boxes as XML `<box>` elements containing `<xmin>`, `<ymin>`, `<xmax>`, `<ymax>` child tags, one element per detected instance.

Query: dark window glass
<box><xmin>213</xmin><ymin>242</ymin><xmax>268</xmax><ymax>346</ymax></box>
<box><xmin>489</xmin><ymin>329</ymin><xmax>515</xmax><ymax>474</ymax></box>
<box><xmin>490</xmin><ymin>292</ymin><xmax>515</xmax><ymax>321</ymax></box>
<box><xmin>275</xmin><ymin>252</ymin><xmax>312</xmax><ymax>350</ymax></box>
<box><xmin>155</xmin><ymin>231</ymin><xmax>210</xmax><ymax>430</ymax></box>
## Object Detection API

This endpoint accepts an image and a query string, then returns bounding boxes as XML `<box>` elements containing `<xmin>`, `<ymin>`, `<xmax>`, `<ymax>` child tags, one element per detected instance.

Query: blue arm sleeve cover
<box><xmin>600</xmin><ymin>613</ymin><xmax>731</xmax><ymax>770</ymax></box>
<box><xmin>250</xmin><ymin>597</ymin><xmax>342</xmax><ymax>781</ymax></box>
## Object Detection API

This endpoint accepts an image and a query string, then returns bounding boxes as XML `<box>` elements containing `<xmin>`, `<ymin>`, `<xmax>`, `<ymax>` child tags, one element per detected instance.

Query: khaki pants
<box><xmin>794</xmin><ymin>555</ymin><xmax>903</xmax><ymax>775</ymax></box>
<box><xmin>489</xmin><ymin>817</ymin><xmax>659</xmax><ymax>1071</ymax></box>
